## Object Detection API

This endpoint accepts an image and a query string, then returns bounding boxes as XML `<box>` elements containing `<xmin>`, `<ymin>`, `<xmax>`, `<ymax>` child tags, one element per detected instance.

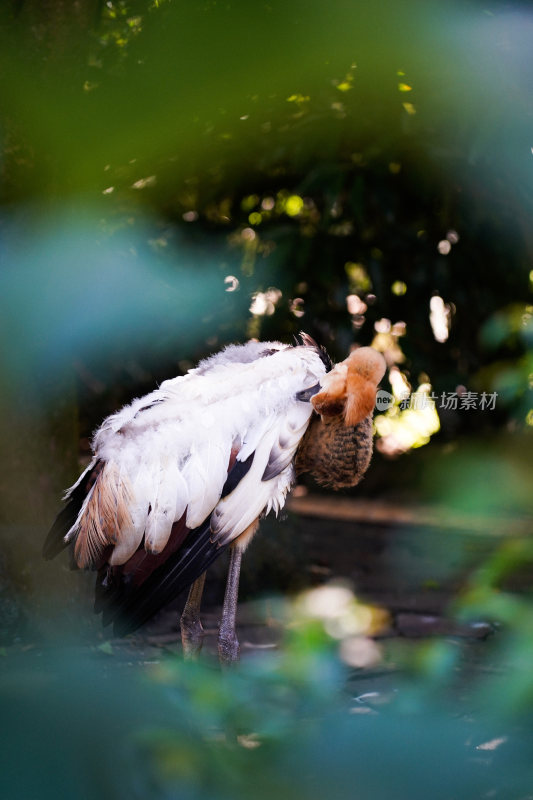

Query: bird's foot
<box><xmin>180</xmin><ymin>616</ymin><xmax>204</xmax><ymax>660</ymax></box>
<box><xmin>217</xmin><ymin>625</ymin><xmax>240</xmax><ymax>665</ymax></box>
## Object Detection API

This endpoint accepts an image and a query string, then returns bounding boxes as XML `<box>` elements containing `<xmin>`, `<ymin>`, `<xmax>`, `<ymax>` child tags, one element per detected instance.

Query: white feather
<box><xmin>63</xmin><ymin>457</ymin><xmax>97</xmax><ymax>501</ymax></box>
<box><xmin>183</xmin><ymin>440</ymin><xmax>228</xmax><ymax>529</ymax></box>
<box><xmin>109</xmin><ymin>522</ymin><xmax>144</xmax><ymax>566</ymax></box>
<box><xmin>144</xmin><ymin>456</ymin><xmax>183</xmax><ymax>553</ymax></box>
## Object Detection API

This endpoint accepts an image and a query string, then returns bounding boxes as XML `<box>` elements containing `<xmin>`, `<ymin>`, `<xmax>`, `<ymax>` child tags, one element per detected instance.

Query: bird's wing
<box><xmin>45</xmin><ymin>341</ymin><xmax>326</xmax><ymax>632</ymax></box>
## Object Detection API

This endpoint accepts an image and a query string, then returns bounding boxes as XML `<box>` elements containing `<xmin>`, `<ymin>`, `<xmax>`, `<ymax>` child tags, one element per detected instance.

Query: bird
<box><xmin>44</xmin><ymin>334</ymin><xmax>386</xmax><ymax>662</ymax></box>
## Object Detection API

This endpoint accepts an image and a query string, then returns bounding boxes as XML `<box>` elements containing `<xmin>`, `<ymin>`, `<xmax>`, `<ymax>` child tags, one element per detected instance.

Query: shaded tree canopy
<box><xmin>0</xmin><ymin>0</ymin><xmax>532</xmax><ymax>466</ymax></box>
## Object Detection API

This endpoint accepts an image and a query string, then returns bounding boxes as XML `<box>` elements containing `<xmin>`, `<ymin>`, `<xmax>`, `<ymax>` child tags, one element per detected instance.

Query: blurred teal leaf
<box><xmin>0</xmin><ymin>203</ymin><xmax>248</xmax><ymax>403</ymax></box>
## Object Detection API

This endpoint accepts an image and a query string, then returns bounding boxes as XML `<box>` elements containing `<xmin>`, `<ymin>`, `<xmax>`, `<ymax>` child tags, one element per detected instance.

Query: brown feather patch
<box><xmin>311</xmin><ymin>347</ymin><xmax>386</xmax><ymax>425</ymax></box>
<box><xmin>347</xmin><ymin>347</ymin><xmax>387</xmax><ymax>383</ymax></box>
<box><xmin>74</xmin><ymin>462</ymin><xmax>134</xmax><ymax>569</ymax></box>
<box><xmin>344</xmin><ymin>376</ymin><xmax>377</xmax><ymax>426</ymax></box>
<box><xmin>311</xmin><ymin>366</ymin><xmax>347</xmax><ymax>417</ymax></box>
<box><xmin>343</xmin><ymin>347</ymin><xmax>386</xmax><ymax>425</ymax></box>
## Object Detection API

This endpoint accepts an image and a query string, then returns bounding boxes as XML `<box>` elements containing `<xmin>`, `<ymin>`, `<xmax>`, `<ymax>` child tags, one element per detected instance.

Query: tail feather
<box><xmin>106</xmin><ymin>516</ymin><xmax>228</xmax><ymax>636</ymax></box>
<box><xmin>43</xmin><ymin>461</ymin><xmax>103</xmax><ymax>560</ymax></box>
<box><xmin>74</xmin><ymin>462</ymin><xmax>134</xmax><ymax>569</ymax></box>
<box><xmin>94</xmin><ymin>564</ymin><xmax>123</xmax><ymax>616</ymax></box>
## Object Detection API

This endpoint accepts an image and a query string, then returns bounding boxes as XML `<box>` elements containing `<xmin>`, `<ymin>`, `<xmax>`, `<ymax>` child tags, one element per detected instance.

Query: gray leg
<box><xmin>180</xmin><ymin>572</ymin><xmax>206</xmax><ymax>659</ymax></box>
<box><xmin>218</xmin><ymin>545</ymin><xmax>243</xmax><ymax>664</ymax></box>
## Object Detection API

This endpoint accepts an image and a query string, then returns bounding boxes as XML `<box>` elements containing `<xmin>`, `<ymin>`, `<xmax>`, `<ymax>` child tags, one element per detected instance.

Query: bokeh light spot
<box><xmin>391</xmin><ymin>280</ymin><xmax>407</xmax><ymax>296</ymax></box>
<box><xmin>224</xmin><ymin>275</ymin><xmax>240</xmax><ymax>292</ymax></box>
<box><xmin>285</xmin><ymin>195</ymin><xmax>304</xmax><ymax>216</ymax></box>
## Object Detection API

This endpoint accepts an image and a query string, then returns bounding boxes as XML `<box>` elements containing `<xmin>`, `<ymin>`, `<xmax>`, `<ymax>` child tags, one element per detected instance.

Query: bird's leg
<box><xmin>218</xmin><ymin>544</ymin><xmax>243</xmax><ymax>664</ymax></box>
<box><xmin>180</xmin><ymin>572</ymin><xmax>206</xmax><ymax>659</ymax></box>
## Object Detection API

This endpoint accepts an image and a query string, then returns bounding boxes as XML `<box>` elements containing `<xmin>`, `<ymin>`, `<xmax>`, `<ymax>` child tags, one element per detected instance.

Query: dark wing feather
<box><xmin>43</xmin><ymin>461</ymin><xmax>103</xmax><ymax>560</ymax></box>
<box><xmin>108</xmin><ymin>517</ymin><xmax>229</xmax><ymax>635</ymax></box>
<box><xmin>262</xmin><ymin>440</ymin><xmax>294</xmax><ymax>481</ymax></box>
<box><xmin>220</xmin><ymin>452</ymin><xmax>254</xmax><ymax>498</ymax></box>
<box><xmin>295</xmin><ymin>383</ymin><xmax>321</xmax><ymax>402</ymax></box>
<box><xmin>298</xmin><ymin>332</ymin><xmax>333</xmax><ymax>372</ymax></box>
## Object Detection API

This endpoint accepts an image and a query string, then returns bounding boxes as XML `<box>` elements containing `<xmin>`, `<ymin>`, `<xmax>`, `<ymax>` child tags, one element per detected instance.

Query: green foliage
<box><xmin>3</xmin><ymin>605</ymin><xmax>533</xmax><ymax>800</ymax></box>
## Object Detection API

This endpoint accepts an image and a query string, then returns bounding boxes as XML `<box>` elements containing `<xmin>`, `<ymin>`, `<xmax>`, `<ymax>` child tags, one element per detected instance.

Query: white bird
<box><xmin>44</xmin><ymin>334</ymin><xmax>385</xmax><ymax>661</ymax></box>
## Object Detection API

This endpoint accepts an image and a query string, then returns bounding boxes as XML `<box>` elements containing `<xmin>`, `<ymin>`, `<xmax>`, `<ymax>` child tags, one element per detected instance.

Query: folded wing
<box><xmin>44</xmin><ymin>340</ymin><xmax>327</xmax><ymax>633</ymax></box>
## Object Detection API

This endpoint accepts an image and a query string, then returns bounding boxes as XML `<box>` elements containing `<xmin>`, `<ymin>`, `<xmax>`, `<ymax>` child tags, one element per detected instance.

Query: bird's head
<box><xmin>311</xmin><ymin>346</ymin><xmax>386</xmax><ymax>426</ymax></box>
